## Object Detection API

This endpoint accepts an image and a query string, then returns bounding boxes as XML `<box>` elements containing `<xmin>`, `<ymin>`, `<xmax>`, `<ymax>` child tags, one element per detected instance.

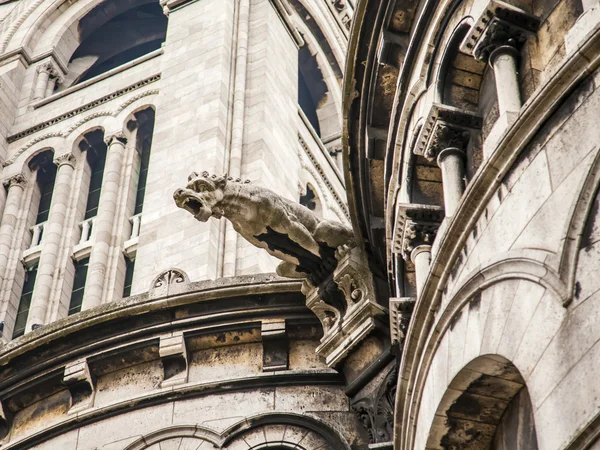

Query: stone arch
<box><xmin>222</xmin><ymin>412</ymin><xmax>351</xmax><ymax>450</ymax></box>
<box><xmin>123</xmin><ymin>424</ymin><xmax>222</xmax><ymax>450</ymax></box>
<box><xmin>425</xmin><ymin>355</ymin><xmax>538</xmax><ymax>450</ymax></box>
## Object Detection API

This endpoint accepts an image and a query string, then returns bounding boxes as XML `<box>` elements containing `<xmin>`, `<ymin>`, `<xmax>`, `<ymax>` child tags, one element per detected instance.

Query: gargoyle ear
<box><xmin>188</xmin><ymin>171</ymin><xmax>199</xmax><ymax>182</ymax></box>
<box><xmin>193</xmin><ymin>178</ymin><xmax>216</xmax><ymax>192</ymax></box>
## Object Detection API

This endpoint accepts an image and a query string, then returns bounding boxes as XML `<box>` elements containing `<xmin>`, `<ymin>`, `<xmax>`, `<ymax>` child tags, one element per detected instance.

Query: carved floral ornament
<box><xmin>152</xmin><ymin>269</ymin><xmax>189</xmax><ymax>289</ymax></box>
<box><xmin>459</xmin><ymin>0</ymin><xmax>540</xmax><ymax>62</ymax></box>
<box><xmin>393</xmin><ymin>204</ymin><xmax>443</xmax><ymax>261</ymax></box>
<box><xmin>53</xmin><ymin>153</ymin><xmax>77</xmax><ymax>168</ymax></box>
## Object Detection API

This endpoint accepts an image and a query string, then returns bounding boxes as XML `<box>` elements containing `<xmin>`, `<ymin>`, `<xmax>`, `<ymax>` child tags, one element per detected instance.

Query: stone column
<box><xmin>461</xmin><ymin>3</ymin><xmax>540</xmax><ymax>114</ymax></box>
<box><xmin>394</xmin><ymin>204</ymin><xmax>443</xmax><ymax>299</ymax></box>
<box><xmin>45</xmin><ymin>75</ymin><xmax>61</xmax><ymax>98</ymax></box>
<box><xmin>411</xmin><ymin>245</ymin><xmax>432</xmax><ymax>298</ymax></box>
<box><xmin>415</xmin><ymin>105</ymin><xmax>480</xmax><ymax>218</ymax></box>
<box><xmin>82</xmin><ymin>133</ymin><xmax>126</xmax><ymax>311</ymax></box>
<box><xmin>26</xmin><ymin>154</ymin><xmax>76</xmax><ymax>330</ymax></box>
<box><xmin>437</xmin><ymin>147</ymin><xmax>466</xmax><ymax>217</ymax></box>
<box><xmin>489</xmin><ymin>45</ymin><xmax>522</xmax><ymax>115</ymax></box>
<box><xmin>0</xmin><ymin>175</ymin><xmax>27</xmax><ymax>283</ymax></box>
<box><xmin>33</xmin><ymin>63</ymin><xmax>58</xmax><ymax>101</ymax></box>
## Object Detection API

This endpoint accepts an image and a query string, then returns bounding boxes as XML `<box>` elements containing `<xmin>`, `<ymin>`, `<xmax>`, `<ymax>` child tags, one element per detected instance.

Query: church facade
<box><xmin>0</xmin><ymin>0</ymin><xmax>599</xmax><ymax>448</ymax></box>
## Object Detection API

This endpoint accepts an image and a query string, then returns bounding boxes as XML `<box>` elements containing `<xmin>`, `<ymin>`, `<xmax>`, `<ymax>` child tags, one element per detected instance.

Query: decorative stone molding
<box><xmin>261</xmin><ymin>319</ymin><xmax>288</xmax><ymax>371</ymax></box>
<box><xmin>53</xmin><ymin>152</ymin><xmax>77</xmax><ymax>168</ymax></box>
<box><xmin>159</xmin><ymin>331</ymin><xmax>188</xmax><ymax>387</ymax></box>
<box><xmin>63</xmin><ymin>359</ymin><xmax>95</xmax><ymax>413</ymax></box>
<box><xmin>7</xmin><ymin>75</ymin><xmax>160</xmax><ymax>144</ymax></box>
<box><xmin>303</xmin><ymin>244</ymin><xmax>388</xmax><ymax>367</ymax></box>
<box><xmin>351</xmin><ymin>364</ymin><xmax>397</xmax><ymax>445</ymax></box>
<box><xmin>414</xmin><ymin>104</ymin><xmax>482</xmax><ymax>161</ymax></box>
<box><xmin>389</xmin><ymin>297</ymin><xmax>415</xmax><ymax>348</ymax></box>
<box><xmin>152</xmin><ymin>268</ymin><xmax>189</xmax><ymax>289</ymax></box>
<box><xmin>2</xmin><ymin>173</ymin><xmax>27</xmax><ymax>189</ymax></box>
<box><xmin>460</xmin><ymin>0</ymin><xmax>540</xmax><ymax>62</ymax></box>
<box><xmin>393</xmin><ymin>204</ymin><xmax>443</xmax><ymax>261</ymax></box>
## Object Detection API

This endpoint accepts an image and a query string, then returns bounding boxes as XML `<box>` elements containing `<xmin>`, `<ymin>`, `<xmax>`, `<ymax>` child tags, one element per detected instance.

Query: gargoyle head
<box><xmin>173</xmin><ymin>172</ymin><xmax>227</xmax><ymax>222</ymax></box>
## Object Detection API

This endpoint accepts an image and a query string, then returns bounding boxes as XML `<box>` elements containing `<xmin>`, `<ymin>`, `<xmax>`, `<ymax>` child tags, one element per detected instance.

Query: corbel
<box><xmin>0</xmin><ymin>400</ymin><xmax>12</xmax><ymax>439</ymax></box>
<box><xmin>63</xmin><ymin>358</ymin><xmax>96</xmax><ymax>413</ymax></box>
<box><xmin>261</xmin><ymin>319</ymin><xmax>288</xmax><ymax>372</ymax></box>
<box><xmin>393</xmin><ymin>204</ymin><xmax>444</xmax><ymax>262</ymax></box>
<box><xmin>159</xmin><ymin>331</ymin><xmax>188</xmax><ymax>387</ymax></box>
<box><xmin>389</xmin><ymin>297</ymin><xmax>416</xmax><ymax>348</ymax></box>
<box><xmin>414</xmin><ymin>103</ymin><xmax>482</xmax><ymax>161</ymax></box>
<box><xmin>460</xmin><ymin>0</ymin><xmax>541</xmax><ymax>62</ymax></box>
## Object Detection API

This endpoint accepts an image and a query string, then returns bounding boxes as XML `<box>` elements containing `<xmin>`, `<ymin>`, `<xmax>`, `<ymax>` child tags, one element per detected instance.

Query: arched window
<box><xmin>62</xmin><ymin>1</ymin><xmax>167</xmax><ymax>88</ymax></box>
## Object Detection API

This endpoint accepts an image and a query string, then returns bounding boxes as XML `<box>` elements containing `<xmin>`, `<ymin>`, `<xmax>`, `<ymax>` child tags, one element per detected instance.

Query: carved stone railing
<box><xmin>124</xmin><ymin>213</ymin><xmax>141</xmax><ymax>258</ymax></box>
<box><xmin>302</xmin><ymin>244</ymin><xmax>387</xmax><ymax>367</ymax></box>
<box><xmin>72</xmin><ymin>217</ymin><xmax>95</xmax><ymax>261</ymax></box>
<box><xmin>22</xmin><ymin>221</ymin><xmax>46</xmax><ymax>266</ymax></box>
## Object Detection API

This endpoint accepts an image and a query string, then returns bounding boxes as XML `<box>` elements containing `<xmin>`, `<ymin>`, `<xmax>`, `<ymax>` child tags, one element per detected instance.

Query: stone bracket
<box><xmin>460</xmin><ymin>0</ymin><xmax>541</xmax><ymax>61</ymax></box>
<box><xmin>261</xmin><ymin>319</ymin><xmax>288</xmax><ymax>372</ymax></box>
<box><xmin>392</xmin><ymin>204</ymin><xmax>444</xmax><ymax>261</ymax></box>
<box><xmin>159</xmin><ymin>332</ymin><xmax>188</xmax><ymax>387</ymax></box>
<box><xmin>63</xmin><ymin>358</ymin><xmax>95</xmax><ymax>414</ymax></box>
<box><xmin>415</xmin><ymin>103</ymin><xmax>482</xmax><ymax>161</ymax></box>
<box><xmin>303</xmin><ymin>245</ymin><xmax>388</xmax><ymax>367</ymax></box>
<box><xmin>389</xmin><ymin>297</ymin><xmax>416</xmax><ymax>348</ymax></box>
<box><xmin>0</xmin><ymin>401</ymin><xmax>12</xmax><ymax>439</ymax></box>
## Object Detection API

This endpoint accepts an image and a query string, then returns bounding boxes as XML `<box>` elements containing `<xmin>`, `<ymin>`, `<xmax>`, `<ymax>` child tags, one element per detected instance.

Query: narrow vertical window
<box><xmin>68</xmin><ymin>258</ymin><xmax>89</xmax><ymax>315</ymax></box>
<box><xmin>134</xmin><ymin>137</ymin><xmax>151</xmax><ymax>215</ymax></box>
<box><xmin>36</xmin><ymin>163</ymin><xmax>57</xmax><ymax>224</ymax></box>
<box><xmin>133</xmin><ymin>108</ymin><xmax>155</xmax><ymax>215</ymax></box>
<box><xmin>84</xmin><ymin>145</ymin><xmax>107</xmax><ymax>219</ymax></box>
<box><xmin>123</xmin><ymin>258</ymin><xmax>135</xmax><ymax>298</ymax></box>
<box><xmin>13</xmin><ymin>265</ymin><xmax>38</xmax><ymax>338</ymax></box>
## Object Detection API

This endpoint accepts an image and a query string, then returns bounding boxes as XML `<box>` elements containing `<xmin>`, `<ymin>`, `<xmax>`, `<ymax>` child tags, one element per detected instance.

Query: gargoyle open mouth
<box><xmin>173</xmin><ymin>189</ymin><xmax>212</xmax><ymax>222</ymax></box>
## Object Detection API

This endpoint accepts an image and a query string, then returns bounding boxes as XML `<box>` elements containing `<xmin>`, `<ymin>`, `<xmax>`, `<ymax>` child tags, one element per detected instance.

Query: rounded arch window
<box><xmin>62</xmin><ymin>1</ymin><xmax>167</xmax><ymax>88</ymax></box>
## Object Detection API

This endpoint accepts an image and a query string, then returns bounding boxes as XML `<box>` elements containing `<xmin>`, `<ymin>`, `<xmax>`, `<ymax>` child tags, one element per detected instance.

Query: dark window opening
<box><xmin>134</xmin><ymin>108</ymin><xmax>156</xmax><ymax>215</ymax></box>
<box><xmin>69</xmin><ymin>258</ymin><xmax>89</xmax><ymax>316</ymax></box>
<box><xmin>123</xmin><ymin>258</ymin><xmax>135</xmax><ymax>298</ymax></box>
<box><xmin>298</xmin><ymin>46</ymin><xmax>327</xmax><ymax>138</ymax></box>
<box><xmin>13</xmin><ymin>265</ymin><xmax>38</xmax><ymax>339</ymax></box>
<box><xmin>83</xmin><ymin>131</ymin><xmax>108</xmax><ymax>220</ymax></box>
<box><xmin>29</xmin><ymin>151</ymin><xmax>57</xmax><ymax>225</ymax></box>
<box><xmin>67</xmin><ymin>2</ymin><xmax>167</xmax><ymax>86</ymax></box>
<box><xmin>300</xmin><ymin>184</ymin><xmax>317</xmax><ymax>211</ymax></box>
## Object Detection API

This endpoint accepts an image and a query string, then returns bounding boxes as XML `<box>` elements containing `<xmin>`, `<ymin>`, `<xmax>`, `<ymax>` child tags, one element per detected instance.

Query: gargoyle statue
<box><xmin>173</xmin><ymin>172</ymin><xmax>354</xmax><ymax>282</ymax></box>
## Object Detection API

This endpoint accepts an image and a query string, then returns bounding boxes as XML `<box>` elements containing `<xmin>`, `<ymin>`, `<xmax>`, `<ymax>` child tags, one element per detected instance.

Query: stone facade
<box><xmin>344</xmin><ymin>0</ymin><xmax>600</xmax><ymax>449</ymax></box>
<box><xmin>0</xmin><ymin>0</ymin><xmax>379</xmax><ymax>449</ymax></box>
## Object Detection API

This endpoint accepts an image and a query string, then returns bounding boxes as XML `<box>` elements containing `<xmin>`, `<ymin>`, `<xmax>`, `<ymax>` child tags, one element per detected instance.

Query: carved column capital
<box><xmin>103</xmin><ymin>131</ymin><xmax>127</xmax><ymax>147</ymax></box>
<box><xmin>393</xmin><ymin>204</ymin><xmax>444</xmax><ymax>261</ymax></box>
<box><xmin>53</xmin><ymin>153</ymin><xmax>77</xmax><ymax>168</ymax></box>
<box><xmin>460</xmin><ymin>0</ymin><xmax>540</xmax><ymax>62</ymax></box>
<box><xmin>415</xmin><ymin>104</ymin><xmax>481</xmax><ymax>162</ymax></box>
<box><xmin>2</xmin><ymin>173</ymin><xmax>27</xmax><ymax>189</ymax></box>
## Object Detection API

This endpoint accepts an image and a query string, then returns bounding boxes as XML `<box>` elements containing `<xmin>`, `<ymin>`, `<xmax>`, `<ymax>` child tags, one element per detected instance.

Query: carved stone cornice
<box><xmin>2</xmin><ymin>173</ymin><xmax>27</xmax><ymax>189</ymax></box>
<box><xmin>415</xmin><ymin>104</ymin><xmax>481</xmax><ymax>162</ymax></box>
<box><xmin>302</xmin><ymin>245</ymin><xmax>387</xmax><ymax>367</ymax></box>
<box><xmin>460</xmin><ymin>0</ymin><xmax>540</xmax><ymax>62</ymax></box>
<box><xmin>53</xmin><ymin>153</ymin><xmax>77</xmax><ymax>168</ymax></box>
<box><xmin>103</xmin><ymin>132</ymin><xmax>127</xmax><ymax>147</ymax></box>
<box><xmin>393</xmin><ymin>204</ymin><xmax>444</xmax><ymax>261</ymax></box>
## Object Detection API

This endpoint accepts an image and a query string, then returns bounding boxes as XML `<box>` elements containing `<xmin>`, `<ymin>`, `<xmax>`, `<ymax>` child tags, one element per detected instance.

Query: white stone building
<box><xmin>0</xmin><ymin>0</ymin><xmax>372</xmax><ymax>449</ymax></box>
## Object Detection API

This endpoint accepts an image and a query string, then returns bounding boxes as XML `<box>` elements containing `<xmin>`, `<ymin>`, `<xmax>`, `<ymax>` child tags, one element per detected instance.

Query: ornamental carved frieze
<box><xmin>393</xmin><ymin>203</ymin><xmax>444</xmax><ymax>261</ymax></box>
<box><xmin>153</xmin><ymin>269</ymin><xmax>188</xmax><ymax>289</ymax></box>
<box><xmin>352</xmin><ymin>364</ymin><xmax>398</xmax><ymax>445</ymax></box>
<box><xmin>414</xmin><ymin>104</ymin><xmax>481</xmax><ymax>162</ymax></box>
<box><xmin>460</xmin><ymin>0</ymin><xmax>540</xmax><ymax>62</ymax></box>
